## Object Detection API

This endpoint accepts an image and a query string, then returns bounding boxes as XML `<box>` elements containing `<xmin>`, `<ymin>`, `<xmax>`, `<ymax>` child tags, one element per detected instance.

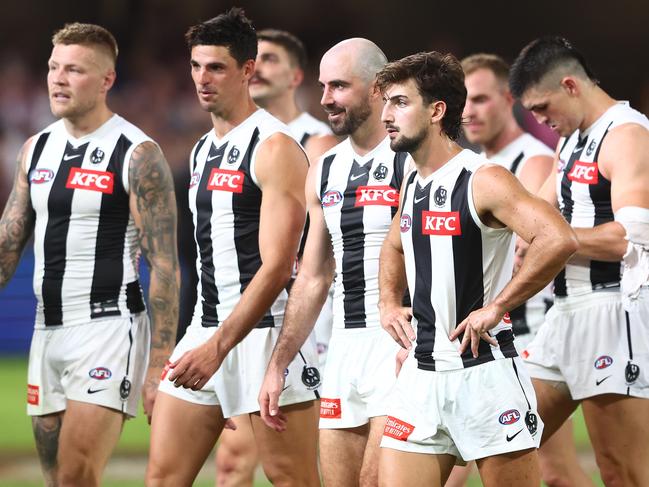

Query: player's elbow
<box><xmin>553</xmin><ymin>229</ymin><xmax>579</xmax><ymax>263</ymax></box>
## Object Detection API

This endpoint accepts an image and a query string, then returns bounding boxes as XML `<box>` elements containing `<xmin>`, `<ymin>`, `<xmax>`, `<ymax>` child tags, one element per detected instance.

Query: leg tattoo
<box><xmin>32</xmin><ymin>414</ymin><xmax>62</xmax><ymax>486</ymax></box>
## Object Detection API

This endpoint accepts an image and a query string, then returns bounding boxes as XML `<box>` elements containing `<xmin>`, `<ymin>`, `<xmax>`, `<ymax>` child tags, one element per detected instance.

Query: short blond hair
<box><xmin>461</xmin><ymin>53</ymin><xmax>509</xmax><ymax>84</ymax></box>
<box><xmin>52</xmin><ymin>22</ymin><xmax>118</xmax><ymax>65</ymax></box>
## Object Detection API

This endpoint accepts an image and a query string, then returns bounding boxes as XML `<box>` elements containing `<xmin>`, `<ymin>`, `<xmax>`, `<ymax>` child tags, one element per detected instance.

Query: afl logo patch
<box><xmin>227</xmin><ymin>146</ymin><xmax>240</xmax><ymax>164</ymax></box>
<box><xmin>499</xmin><ymin>409</ymin><xmax>520</xmax><ymax>425</ymax></box>
<box><xmin>189</xmin><ymin>171</ymin><xmax>200</xmax><ymax>188</ymax></box>
<box><xmin>322</xmin><ymin>190</ymin><xmax>343</xmax><ymax>207</ymax></box>
<box><xmin>29</xmin><ymin>168</ymin><xmax>54</xmax><ymax>184</ymax></box>
<box><xmin>373</xmin><ymin>163</ymin><xmax>388</xmax><ymax>181</ymax></box>
<box><xmin>433</xmin><ymin>185</ymin><xmax>447</xmax><ymax>207</ymax></box>
<box><xmin>301</xmin><ymin>366</ymin><xmax>321</xmax><ymax>390</ymax></box>
<box><xmin>585</xmin><ymin>140</ymin><xmax>597</xmax><ymax>157</ymax></box>
<box><xmin>594</xmin><ymin>355</ymin><xmax>613</xmax><ymax>370</ymax></box>
<box><xmin>89</xmin><ymin>367</ymin><xmax>112</xmax><ymax>380</ymax></box>
<box><xmin>400</xmin><ymin>214</ymin><xmax>412</xmax><ymax>232</ymax></box>
<box><xmin>90</xmin><ymin>147</ymin><xmax>105</xmax><ymax>164</ymax></box>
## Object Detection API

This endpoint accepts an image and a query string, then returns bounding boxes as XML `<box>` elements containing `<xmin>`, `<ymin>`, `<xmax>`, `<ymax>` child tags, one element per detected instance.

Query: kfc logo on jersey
<box><xmin>189</xmin><ymin>171</ymin><xmax>200</xmax><ymax>188</ymax></box>
<box><xmin>322</xmin><ymin>190</ymin><xmax>343</xmax><ymax>207</ymax></box>
<box><xmin>400</xmin><ymin>214</ymin><xmax>412</xmax><ymax>233</ymax></box>
<box><xmin>567</xmin><ymin>161</ymin><xmax>598</xmax><ymax>184</ymax></box>
<box><xmin>384</xmin><ymin>416</ymin><xmax>414</xmax><ymax>441</ymax></box>
<box><xmin>89</xmin><ymin>367</ymin><xmax>112</xmax><ymax>380</ymax></box>
<box><xmin>29</xmin><ymin>168</ymin><xmax>54</xmax><ymax>184</ymax></box>
<box><xmin>320</xmin><ymin>398</ymin><xmax>341</xmax><ymax>419</ymax></box>
<box><xmin>422</xmin><ymin>211</ymin><xmax>461</xmax><ymax>236</ymax></box>
<box><xmin>594</xmin><ymin>355</ymin><xmax>613</xmax><ymax>370</ymax></box>
<box><xmin>499</xmin><ymin>409</ymin><xmax>521</xmax><ymax>425</ymax></box>
<box><xmin>66</xmin><ymin>168</ymin><xmax>114</xmax><ymax>194</ymax></box>
<box><xmin>27</xmin><ymin>384</ymin><xmax>39</xmax><ymax>406</ymax></box>
<box><xmin>355</xmin><ymin>185</ymin><xmax>399</xmax><ymax>207</ymax></box>
<box><xmin>206</xmin><ymin>168</ymin><xmax>244</xmax><ymax>193</ymax></box>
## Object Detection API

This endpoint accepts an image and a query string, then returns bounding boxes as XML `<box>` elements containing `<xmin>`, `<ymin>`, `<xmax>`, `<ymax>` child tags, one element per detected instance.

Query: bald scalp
<box><xmin>323</xmin><ymin>38</ymin><xmax>387</xmax><ymax>83</ymax></box>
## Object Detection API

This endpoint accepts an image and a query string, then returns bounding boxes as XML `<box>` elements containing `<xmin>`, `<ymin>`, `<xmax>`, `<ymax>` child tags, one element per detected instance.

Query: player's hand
<box><xmin>395</xmin><ymin>348</ymin><xmax>409</xmax><ymax>377</ymax></box>
<box><xmin>168</xmin><ymin>339</ymin><xmax>223</xmax><ymax>391</ymax></box>
<box><xmin>449</xmin><ymin>304</ymin><xmax>502</xmax><ymax>358</ymax></box>
<box><xmin>258</xmin><ymin>365</ymin><xmax>288</xmax><ymax>432</ymax></box>
<box><xmin>380</xmin><ymin>305</ymin><xmax>415</xmax><ymax>350</ymax></box>
<box><xmin>141</xmin><ymin>368</ymin><xmax>162</xmax><ymax>425</ymax></box>
<box><xmin>513</xmin><ymin>236</ymin><xmax>529</xmax><ymax>275</ymax></box>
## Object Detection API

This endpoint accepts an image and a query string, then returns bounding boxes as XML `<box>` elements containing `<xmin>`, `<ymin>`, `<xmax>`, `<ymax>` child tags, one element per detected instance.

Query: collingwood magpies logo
<box><xmin>227</xmin><ymin>146</ymin><xmax>240</xmax><ymax>164</ymax></box>
<box><xmin>433</xmin><ymin>185</ymin><xmax>447</xmax><ymax>207</ymax></box>
<box><xmin>301</xmin><ymin>366</ymin><xmax>321</xmax><ymax>390</ymax></box>
<box><xmin>626</xmin><ymin>361</ymin><xmax>640</xmax><ymax>384</ymax></box>
<box><xmin>373</xmin><ymin>163</ymin><xmax>388</xmax><ymax>181</ymax></box>
<box><xmin>90</xmin><ymin>147</ymin><xmax>105</xmax><ymax>164</ymax></box>
<box><xmin>585</xmin><ymin>140</ymin><xmax>597</xmax><ymax>157</ymax></box>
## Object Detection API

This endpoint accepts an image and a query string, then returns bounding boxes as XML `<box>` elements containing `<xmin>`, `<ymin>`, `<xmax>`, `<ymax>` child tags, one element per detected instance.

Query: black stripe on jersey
<box><xmin>340</xmin><ymin>159</ymin><xmax>372</xmax><ymax>328</ymax></box>
<box><xmin>554</xmin><ymin>137</ymin><xmax>588</xmax><ymax>296</ymax></box>
<box><xmin>319</xmin><ymin>154</ymin><xmax>336</xmax><ymax>199</ymax></box>
<box><xmin>90</xmin><ymin>135</ymin><xmax>144</xmax><ymax>318</ymax></box>
<box><xmin>192</xmin><ymin>135</ymin><xmax>209</xmax><ymax>171</ymax></box>
<box><xmin>42</xmin><ymin>142</ymin><xmax>89</xmax><ymax>326</ymax></box>
<box><xmin>509</xmin><ymin>152</ymin><xmax>525</xmax><ymax>175</ymax></box>
<box><xmin>300</xmin><ymin>133</ymin><xmax>311</xmax><ymax>147</ymax></box>
<box><xmin>509</xmin><ymin>303</ymin><xmax>530</xmax><ymax>336</ymax></box>
<box><xmin>496</xmin><ymin>329</ymin><xmax>518</xmax><ymax>358</ymax></box>
<box><xmin>450</xmin><ymin>169</ymin><xmax>495</xmax><ymax>367</ymax></box>
<box><xmin>232</xmin><ymin>128</ymin><xmax>275</xmax><ymax>328</ymax></box>
<box><xmin>588</xmin><ymin>123</ymin><xmax>619</xmax><ymax>288</ymax></box>
<box><xmin>411</xmin><ymin>180</ymin><xmax>437</xmax><ymax>370</ymax></box>
<box><xmin>389</xmin><ymin>152</ymin><xmax>408</xmax><ymax>219</ymax></box>
<box><xmin>196</xmin><ymin>142</ymin><xmax>227</xmax><ymax>326</ymax></box>
<box><xmin>27</xmin><ymin>132</ymin><xmax>51</xmax><ymax>179</ymax></box>
<box><xmin>400</xmin><ymin>171</ymin><xmax>417</xmax><ymax>216</ymax></box>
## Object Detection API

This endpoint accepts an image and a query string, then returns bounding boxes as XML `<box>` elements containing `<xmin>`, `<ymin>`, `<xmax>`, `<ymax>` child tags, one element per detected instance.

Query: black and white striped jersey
<box><xmin>288</xmin><ymin>112</ymin><xmax>332</xmax><ymax>147</ymax></box>
<box><xmin>316</xmin><ymin>137</ymin><xmax>409</xmax><ymax>329</ymax></box>
<box><xmin>554</xmin><ymin>102</ymin><xmax>649</xmax><ymax>297</ymax></box>
<box><xmin>488</xmin><ymin>133</ymin><xmax>554</xmax><ymax>332</ymax></box>
<box><xmin>26</xmin><ymin>115</ymin><xmax>150</xmax><ymax>328</ymax></box>
<box><xmin>188</xmin><ymin>109</ymin><xmax>297</xmax><ymax>328</ymax></box>
<box><xmin>400</xmin><ymin>149</ymin><xmax>517</xmax><ymax>371</ymax></box>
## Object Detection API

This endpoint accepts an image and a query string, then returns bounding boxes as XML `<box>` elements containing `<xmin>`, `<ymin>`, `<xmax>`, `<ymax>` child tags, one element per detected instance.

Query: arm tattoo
<box><xmin>32</xmin><ymin>415</ymin><xmax>62</xmax><ymax>484</ymax></box>
<box><xmin>0</xmin><ymin>145</ymin><xmax>35</xmax><ymax>288</ymax></box>
<box><xmin>129</xmin><ymin>142</ymin><xmax>179</xmax><ymax>368</ymax></box>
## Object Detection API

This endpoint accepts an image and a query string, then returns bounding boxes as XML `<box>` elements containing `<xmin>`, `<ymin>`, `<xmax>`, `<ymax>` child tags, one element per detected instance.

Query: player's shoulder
<box><xmin>607</xmin><ymin>102</ymin><xmax>649</xmax><ymax>131</ymax></box>
<box><xmin>290</xmin><ymin>112</ymin><xmax>332</xmax><ymax>137</ymax></box>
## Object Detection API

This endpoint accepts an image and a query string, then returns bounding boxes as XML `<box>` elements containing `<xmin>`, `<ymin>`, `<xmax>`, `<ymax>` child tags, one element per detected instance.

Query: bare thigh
<box><xmin>532</xmin><ymin>378</ymin><xmax>579</xmax><ymax>443</ymax></box>
<box><xmin>379</xmin><ymin>448</ymin><xmax>456</xmax><ymax>487</ymax></box>
<box><xmin>216</xmin><ymin>414</ymin><xmax>258</xmax><ymax>487</ymax></box>
<box><xmin>320</xmin><ymin>423</ymin><xmax>369</xmax><ymax>487</ymax></box>
<box><xmin>476</xmin><ymin>448</ymin><xmax>540</xmax><ymax>487</ymax></box>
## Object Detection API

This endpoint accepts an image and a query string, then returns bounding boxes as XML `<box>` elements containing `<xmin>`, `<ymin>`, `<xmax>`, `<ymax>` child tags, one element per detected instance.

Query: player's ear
<box><xmin>430</xmin><ymin>100</ymin><xmax>447</xmax><ymax>125</ymax></box>
<box><xmin>291</xmin><ymin>68</ymin><xmax>304</xmax><ymax>89</ymax></box>
<box><xmin>242</xmin><ymin>59</ymin><xmax>256</xmax><ymax>80</ymax></box>
<box><xmin>560</xmin><ymin>76</ymin><xmax>579</xmax><ymax>97</ymax></box>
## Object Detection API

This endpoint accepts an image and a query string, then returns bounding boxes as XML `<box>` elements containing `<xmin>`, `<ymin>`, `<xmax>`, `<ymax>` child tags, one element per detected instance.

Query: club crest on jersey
<box><xmin>400</xmin><ymin>214</ymin><xmax>412</xmax><ymax>233</ymax></box>
<box><xmin>89</xmin><ymin>367</ymin><xmax>112</xmax><ymax>380</ymax></box>
<box><xmin>422</xmin><ymin>211</ymin><xmax>461</xmax><ymax>235</ymax></box>
<box><xmin>206</xmin><ymin>168</ymin><xmax>244</xmax><ymax>193</ymax></box>
<box><xmin>594</xmin><ymin>355</ymin><xmax>613</xmax><ymax>370</ymax></box>
<box><xmin>567</xmin><ymin>161</ymin><xmax>598</xmax><ymax>184</ymax></box>
<box><xmin>586</xmin><ymin>140</ymin><xmax>597</xmax><ymax>157</ymax></box>
<box><xmin>373</xmin><ymin>163</ymin><xmax>388</xmax><ymax>181</ymax></box>
<box><xmin>189</xmin><ymin>171</ymin><xmax>200</xmax><ymax>188</ymax></box>
<box><xmin>322</xmin><ymin>190</ymin><xmax>343</xmax><ymax>207</ymax></box>
<box><xmin>433</xmin><ymin>185</ymin><xmax>447</xmax><ymax>207</ymax></box>
<box><xmin>66</xmin><ymin>167</ymin><xmax>114</xmax><ymax>194</ymax></box>
<box><xmin>384</xmin><ymin>416</ymin><xmax>415</xmax><ymax>441</ymax></box>
<box><xmin>301</xmin><ymin>366</ymin><xmax>321</xmax><ymax>390</ymax></box>
<box><xmin>29</xmin><ymin>168</ymin><xmax>54</xmax><ymax>184</ymax></box>
<box><xmin>227</xmin><ymin>146</ymin><xmax>240</xmax><ymax>164</ymax></box>
<box><xmin>499</xmin><ymin>409</ymin><xmax>521</xmax><ymax>425</ymax></box>
<box><xmin>355</xmin><ymin>185</ymin><xmax>399</xmax><ymax>207</ymax></box>
<box><xmin>320</xmin><ymin>398</ymin><xmax>341</xmax><ymax>419</ymax></box>
<box><xmin>90</xmin><ymin>147</ymin><xmax>105</xmax><ymax>164</ymax></box>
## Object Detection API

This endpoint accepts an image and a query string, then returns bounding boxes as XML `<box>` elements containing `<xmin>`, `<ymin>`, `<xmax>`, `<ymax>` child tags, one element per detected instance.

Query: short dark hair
<box><xmin>376</xmin><ymin>51</ymin><xmax>466</xmax><ymax>141</ymax></box>
<box><xmin>185</xmin><ymin>7</ymin><xmax>257</xmax><ymax>66</ymax></box>
<box><xmin>257</xmin><ymin>29</ymin><xmax>307</xmax><ymax>70</ymax></box>
<box><xmin>461</xmin><ymin>53</ymin><xmax>509</xmax><ymax>84</ymax></box>
<box><xmin>52</xmin><ymin>23</ymin><xmax>118</xmax><ymax>65</ymax></box>
<box><xmin>509</xmin><ymin>36</ymin><xmax>596</xmax><ymax>98</ymax></box>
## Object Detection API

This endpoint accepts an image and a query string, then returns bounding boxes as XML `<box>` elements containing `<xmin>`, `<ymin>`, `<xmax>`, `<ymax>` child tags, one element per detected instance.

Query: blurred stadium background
<box><xmin>1</xmin><ymin>0</ymin><xmax>647</xmax><ymax>485</ymax></box>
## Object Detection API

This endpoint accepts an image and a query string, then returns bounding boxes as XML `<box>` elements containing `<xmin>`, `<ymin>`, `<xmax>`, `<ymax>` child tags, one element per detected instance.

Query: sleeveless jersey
<box><xmin>400</xmin><ymin>149</ymin><xmax>517</xmax><ymax>371</ymax></box>
<box><xmin>26</xmin><ymin>115</ymin><xmax>151</xmax><ymax>328</ymax></box>
<box><xmin>555</xmin><ymin>102</ymin><xmax>649</xmax><ymax>297</ymax></box>
<box><xmin>316</xmin><ymin>137</ymin><xmax>409</xmax><ymax>329</ymax></box>
<box><xmin>288</xmin><ymin>112</ymin><xmax>332</xmax><ymax>147</ymax></box>
<box><xmin>488</xmin><ymin>133</ymin><xmax>554</xmax><ymax>332</ymax></box>
<box><xmin>188</xmin><ymin>109</ymin><xmax>298</xmax><ymax>328</ymax></box>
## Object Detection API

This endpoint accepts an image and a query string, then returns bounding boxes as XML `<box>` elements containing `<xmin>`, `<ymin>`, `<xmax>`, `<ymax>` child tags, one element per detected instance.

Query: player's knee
<box><xmin>145</xmin><ymin>457</ymin><xmax>178</xmax><ymax>487</ymax></box>
<box><xmin>216</xmin><ymin>448</ymin><xmax>256</xmax><ymax>486</ymax></box>
<box><xmin>595</xmin><ymin>450</ymin><xmax>628</xmax><ymax>487</ymax></box>
<box><xmin>261</xmin><ymin>457</ymin><xmax>317</xmax><ymax>487</ymax></box>
<box><xmin>57</xmin><ymin>458</ymin><xmax>98</xmax><ymax>487</ymax></box>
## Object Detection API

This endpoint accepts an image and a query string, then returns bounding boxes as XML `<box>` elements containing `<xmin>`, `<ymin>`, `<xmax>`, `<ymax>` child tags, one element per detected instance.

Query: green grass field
<box><xmin>0</xmin><ymin>356</ymin><xmax>602</xmax><ymax>486</ymax></box>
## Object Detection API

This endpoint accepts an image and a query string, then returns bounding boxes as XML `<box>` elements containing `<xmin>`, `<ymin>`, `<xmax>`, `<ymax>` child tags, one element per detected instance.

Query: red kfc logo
<box><xmin>66</xmin><ymin>168</ymin><xmax>114</xmax><ymax>194</ymax></box>
<box><xmin>27</xmin><ymin>384</ymin><xmax>39</xmax><ymax>405</ymax></box>
<box><xmin>320</xmin><ymin>398</ymin><xmax>342</xmax><ymax>419</ymax></box>
<box><xmin>567</xmin><ymin>161</ymin><xmax>598</xmax><ymax>184</ymax></box>
<box><xmin>206</xmin><ymin>168</ymin><xmax>244</xmax><ymax>193</ymax></box>
<box><xmin>355</xmin><ymin>185</ymin><xmax>399</xmax><ymax>207</ymax></box>
<box><xmin>422</xmin><ymin>211</ymin><xmax>461</xmax><ymax>236</ymax></box>
<box><xmin>383</xmin><ymin>416</ymin><xmax>415</xmax><ymax>441</ymax></box>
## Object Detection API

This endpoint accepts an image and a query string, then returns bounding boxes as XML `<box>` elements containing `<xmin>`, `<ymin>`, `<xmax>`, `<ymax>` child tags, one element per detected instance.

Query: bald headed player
<box><xmin>454</xmin><ymin>53</ymin><xmax>593</xmax><ymax>487</ymax></box>
<box><xmin>216</xmin><ymin>29</ymin><xmax>337</xmax><ymax>487</ymax></box>
<box><xmin>259</xmin><ymin>38</ymin><xmax>410</xmax><ymax>486</ymax></box>
<box><xmin>510</xmin><ymin>36</ymin><xmax>649</xmax><ymax>487</ymax></box>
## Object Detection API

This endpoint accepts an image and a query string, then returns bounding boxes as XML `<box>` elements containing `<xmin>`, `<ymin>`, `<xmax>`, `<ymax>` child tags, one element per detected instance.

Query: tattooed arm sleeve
<box><xmin>0</xmin><ymin>140</ymin><xmax>35</xmax><ymax>288</ymax></box>
<box><xmin>129</xmin><ymin>141</ymin><xmax>180</xmax><ymax>380</ymax></box>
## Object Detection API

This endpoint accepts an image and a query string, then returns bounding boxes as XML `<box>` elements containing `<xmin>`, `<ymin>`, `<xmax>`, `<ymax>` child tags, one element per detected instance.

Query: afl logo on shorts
<box><xmin>400</xmin><ymin>214</ymin><xmax>412</xmax><ymax>233</ymax></box>
<box><xmin>373</xmin><ymin>163</ymin><xmax>388</xmax><ymax>181</ymax></box>
<box><xmin>594</xmin><ymin>355</ymin><xmax>613</xmax><ymax>370</ymax></box>
<box><xmin>625</xmin><ymin>362</ymin><xmax>640</xmax><ymax>384</ymax></box>
<box><xmin>189</xmin><ymin>171</ymin><xmax>200</xmax><ymax>188</ymax></box>
<box><xmin>120</xmin><ymin>377</ymin><xmax>132</xmax><ymax>400</ymax></box>
<box><xmin>322</xmin><ymin>190</ymin><xmax>343</xmax><ymax>207</ymax></box>
<box><xmin>227</xmin><ymin>146</ymin><xmax>240</xmax><ymax>164</ymax></box>
<box><xmin>301</xmin><ymin>366</ymin><xmax>321</xmax><ymax>390</ymax></box>
<box><xmin>89</xmin><ymin>367</ymin><xmax>112</xmax><ymax>380</ymax></box>
<box><xmin>499</xmin><ymin>409</ymin><xmax>520</xmax><ymax>425</ymax></box>
<box><xmin>30</xmin><ymin>168</ymin><xmax>54</xmax><ymax>184</ymax></box>
<box><xmin>90</xmin><ymin>147</ymin><xmax>105</xmax><ymax>164</ymax></box>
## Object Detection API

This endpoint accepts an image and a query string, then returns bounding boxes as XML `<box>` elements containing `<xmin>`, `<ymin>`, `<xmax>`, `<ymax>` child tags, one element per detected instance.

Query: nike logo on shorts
<box><xmin>596</xmin><ymin>375</ymin><xmax>611</xmax><ymax>386</ymax></box>
<box><xmin>87</xmin><ymin>387</ymin><xmax>107</xmax><ymax>394</ymax></box>
<box><xmin>506</xmin><ymin>429</ymin><xmax>523</xmax><ymax>442</ymax></box>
